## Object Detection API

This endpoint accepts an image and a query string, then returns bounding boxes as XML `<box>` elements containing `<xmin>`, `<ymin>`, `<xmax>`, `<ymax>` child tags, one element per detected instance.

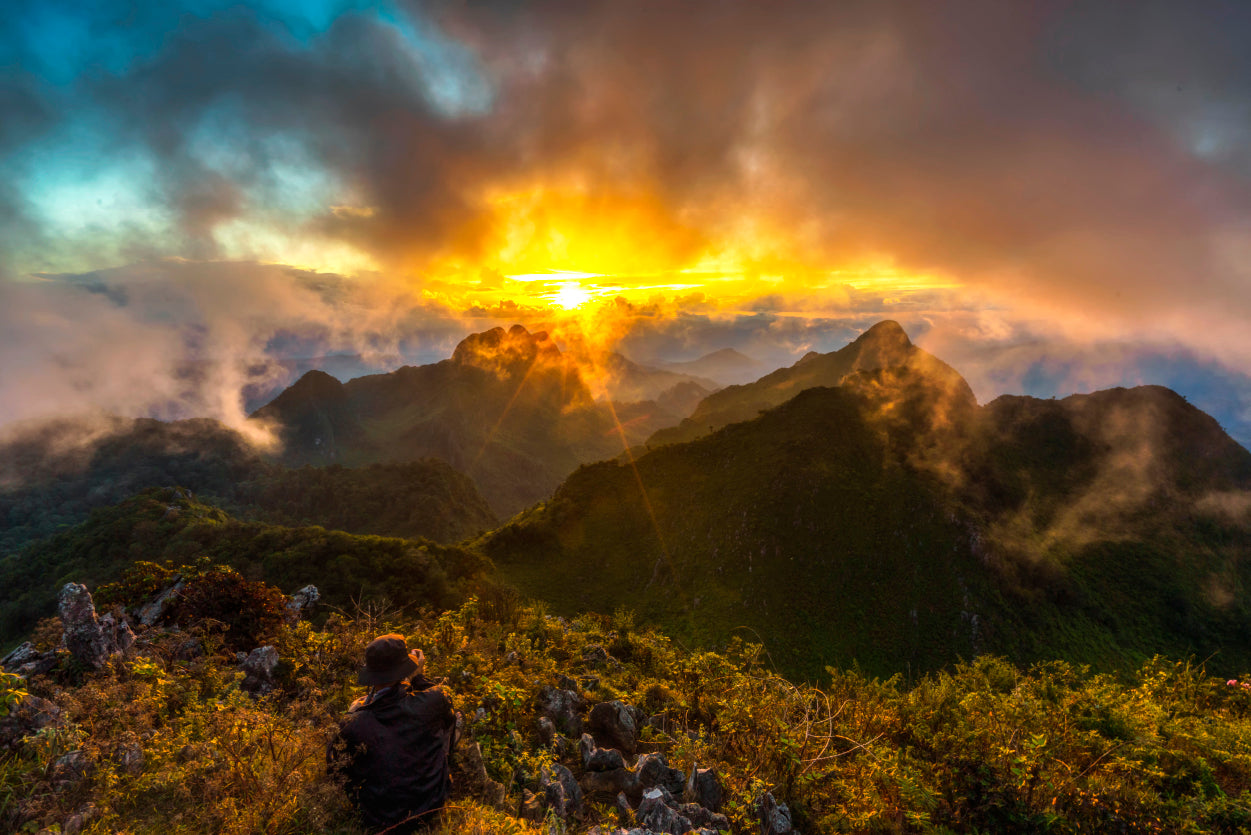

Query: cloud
<box><xmin>5</xmin><ymin>1</ymin><xmax>1251</xmax><ymax>439</ymax></box>
<box><xmin>0</xmin><ymin>260</ymin><xmax>469</xmax><ymax>432</ymax></box>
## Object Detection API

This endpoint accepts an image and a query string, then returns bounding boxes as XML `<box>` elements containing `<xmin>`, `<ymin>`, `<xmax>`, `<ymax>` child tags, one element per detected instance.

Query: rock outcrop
<box><xmin>58</xmin><ymin>584</ymin><xmax>132</xmax><ymax>671</ymax></box>
<box><xmin>588</xmin><ymin>699</ymin><xmax>641</xmax><ymax>755</ymax></box>
<box><xmin>0</xmin><ymin>694</ymin><xmax>61</xmax><ymax>751</ymax></box>
<box><xmin>286</xmin><ymin>584</ymin><xmax>319</xmax><ymax>617</ymax></box>
<box><xmin>239</xmin><ymin>645</ymin><xmax>279</xmax><ymax>696</ymax></box>
<box><xmin>581</xmin><ymin>732</ymin><xmax>627</xmax><ymax>772</ymax></box>
<box><xmin>758</xmin><ymin>791</ymin><xmax>799</xmax><ymax>834</ymax></box>
<box><xmin>536</xmin><ymin>684</ymin><xmax>584</xmax><ymax>737</ymax></box>
<box><xmin>136</xmin><ymin>580</ymin><xmax>184</xmax><ymax>627</ymax></box>
<box><xmin>540</xmin><ymin>762</ymin><xmax>584</xmax><ymax>819</ymax></box>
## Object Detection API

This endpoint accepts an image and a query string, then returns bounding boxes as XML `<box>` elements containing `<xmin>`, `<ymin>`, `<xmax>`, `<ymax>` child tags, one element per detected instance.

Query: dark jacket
<box><xmin>333</xmin><ymin>675</ymin><xmax>456</xmax><ymax>832</ymax></box>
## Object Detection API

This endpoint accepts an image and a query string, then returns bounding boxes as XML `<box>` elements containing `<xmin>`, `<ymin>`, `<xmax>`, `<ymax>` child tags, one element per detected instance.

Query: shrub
<box><xmin>176</xmin><ymin>567</ymin><xmax>289</xmax><ymax>652</ymax></box>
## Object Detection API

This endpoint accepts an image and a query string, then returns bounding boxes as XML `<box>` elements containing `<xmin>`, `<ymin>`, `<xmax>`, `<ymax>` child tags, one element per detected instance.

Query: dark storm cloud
<box><xmin>7</xmin><ymin>0</ymin><xmax>1251</xmax><ymax>431</ymax></box>
<box><xmin>12</xmin><ymin>0</ymin><xmax>1251</xmax><ymax>322</ymax></box>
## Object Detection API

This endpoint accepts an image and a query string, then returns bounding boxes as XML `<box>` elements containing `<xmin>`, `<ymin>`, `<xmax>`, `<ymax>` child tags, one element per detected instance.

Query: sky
<box><xmin>4</xmin><ymin>0</ymin><xmax>1251</xmax><ymax>443</ymax></box>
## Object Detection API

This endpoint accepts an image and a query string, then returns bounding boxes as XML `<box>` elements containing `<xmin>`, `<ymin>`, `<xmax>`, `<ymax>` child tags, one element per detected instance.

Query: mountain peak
<box><xmin>452</xmin><ymin>324</ymin><xmax>564</xmax><ymax>380</ymax></box>
<box><xmin>256</xmin><ymin>369</ymin><xmax>344</xmax><ymax>414</ymax></box>
<box><xmin>853</xmin><ymin>320</ymin><xmax>912</xmax><ymax>349</ymax></box>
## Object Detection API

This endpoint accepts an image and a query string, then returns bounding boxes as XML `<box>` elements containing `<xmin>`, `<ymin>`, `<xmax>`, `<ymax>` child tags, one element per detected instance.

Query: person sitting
<box><xmin>332</xmin><ymin>633</ymin><xmax>456</xmax><ymax>833</ymax></box>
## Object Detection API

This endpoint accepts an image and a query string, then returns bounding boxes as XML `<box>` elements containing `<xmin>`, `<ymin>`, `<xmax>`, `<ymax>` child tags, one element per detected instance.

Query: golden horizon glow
<box><xmin>405</xmin><ymin>181</ymin><xmax>963</xmax><ymax>322</ymax></box>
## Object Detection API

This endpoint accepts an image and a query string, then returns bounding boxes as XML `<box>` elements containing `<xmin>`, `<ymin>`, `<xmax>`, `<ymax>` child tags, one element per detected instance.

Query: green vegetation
<box><xmin>0</xmin><ymin>414</ymin><xmax>498</xmax><ymax>555</ymax></box>
<box><xmin>6</xmin><ymin>584</ymin><xmax>1251</xmax><ymax>834</ymax></box>
<box><xmin>234</xmin><ymin>461</ymin><xmax>498</xmax><ymax>543</ymax></box>
<box><xmin>483</xmin><ymin>377</ymin><xmax>1251</xmax><ymax>681</ymax></box>
<box><xmin>483</xmin><ymin>385</ymin><xmax>994</xmax><ymax>681</ymax></box>
<box><xmin>0</xmin><ymin>487</ymin><xmax>497</xmax><ymax>649</ymax></box>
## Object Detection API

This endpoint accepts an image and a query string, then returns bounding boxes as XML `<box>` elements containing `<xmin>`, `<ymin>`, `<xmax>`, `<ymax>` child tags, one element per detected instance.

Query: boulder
<box><xmin>61</xmin><ymin>804</ymin><xmax>96</xmax><ymax>835</ymax></box>
<box><xmin>174</xmin><ymin>638</ymin><xmax>204</xmax><ymax>662</ymax></box>
<box><xmin>536</xmin><ymin>685</ymin><xmax>584</xmax><ymax>737</ymax></box>
<box><xmin>116</xmin><ymin>744</ymin><xmax>144</xmax><ymax>775</ymax></box>
<box><xmin>636</xmin><ymin>787</ymin><xmax>694</xmax><ymax>834</ymax></box>
<box><xmin>685</xmin><ymin>766</ymin><xmax>724</xmax><ymax>812</ymax></box>
<box><xmin>286</xmin><ymin>584</ymin><xmax>319</xmax><ymax>617</ymax></box>
<box><xmin>51</xmin><ymin>749</ymin><xmax>92</xmax><ymax>785</ymax></box>
<box><xmin>0</xmin><ymin>694</ymin><xmax>61</xmax><ymax>751</ymax></box>
<box><xmin>540</xmin><ymin>762</ymin><xmax>583</xmax><ymax>819</ymax></box>
<box><xmin>635</xmin><ymin>752</ymin><xmax>685</xmax><ymax>797</ymax></box>
<box><xmin>758</xmin><ymin>791</ymin><xmax>798</xmax><ymax>835</ymax></box>
<box><xmin>1</xmin><ymin>642</ymin><xmax>58</xmax><ymax>678</ymax></box>
<box><xmin>239</xmin><ymin>645</ymin><xmax>280</xmax><ymax>695</ymax></box>
<box><xmin>673</xmin><ymin>800</ymin><xmax>729</xmax><ymax>831</ymax></box>
<box><xmin>582</xmin><ymin>644</ymin><xmax>615</xmax><ymax>667</ymax></box>
<box><xmin>454</xmin><ymin>741</ymin><xmax>507</xmax><ymax>809</ymax></box>
<box><xmin>581</xmin><ymin>732</ymin><xmax>627</xmax><ymax>772</ymax></box>
<box><xmin>58</xmin><ymin>584</ymin><xmax>114</xmax><ymax>671</ymax></box>
<box><xmin>519</xmin><ymin>789</ymin><xmax>545</xmax><ymax>822</ymax></box>
<box><xmin>99</xmin><ymin>614</ymin><xmax>135</xmax><ymax>655</ymax></box>
<box><xmin>537</xmin><ymin>715</ymin><xmax>557</xmax><ymax>746</ymax></box>
<box><xmin>137</xmin><ymin>580</ymin><xmax>184</xmax><ymax>627</ymax></box>
<box><xmin>579</xmin><ymin>767</ymin><xmax>640</xmax><ymax>799</ymax></box>
<box><xmin>616</xmin><ymin>791</ymin><xmax>634</xmax><ymax>826</ymax></box>
<box><xmin>588</xmin><ymin>700</ymin><xmax>641</xmax><ymax>755</ymax></box>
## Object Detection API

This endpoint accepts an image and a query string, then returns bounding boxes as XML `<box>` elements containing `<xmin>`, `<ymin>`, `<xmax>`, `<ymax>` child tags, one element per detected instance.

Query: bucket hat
<box><xmin>357</xmin><ymin>633</ymin><xmax>421</xmax><ymax>686</ymax></box>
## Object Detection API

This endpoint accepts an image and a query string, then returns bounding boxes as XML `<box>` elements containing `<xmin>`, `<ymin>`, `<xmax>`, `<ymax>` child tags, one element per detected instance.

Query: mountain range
<box><xmin>5</xmin><ymin>319</ymin><xmax>1251</xmax><ymax>682</ymax></box>
<box><xmin>252</xmin><ymin>324</ymin><xmax>715</xmax><ymax>515</ymax></box>
<box><xmin>480</xmin><ymin>323</ymin><xmax>1251</xmax><ymax>678</ymax></box>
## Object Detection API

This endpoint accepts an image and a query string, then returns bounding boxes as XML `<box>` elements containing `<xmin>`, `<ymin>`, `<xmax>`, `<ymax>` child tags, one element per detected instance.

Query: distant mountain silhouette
<box><xmin>252</xmin><ymin>325</ymin><xmax>698</xmax><ymax>516</ymax></box>
<box><xmin>647</xmin><ymin>320</ymin><xmax>971</xmax><ymax>448</ymax></box>
<box><xmin>481</xmin><ymin>325</ymin><xmax>1251</xmax><ymax>679</ymax></box>
<box><xmin>596</xmin><ymin>352</ymin><xmax>719</xmax><ymax>407</ymax></box>
<box><xmin>657</xmin><ymin>348</ymin><xmax>767</xmax><ymax>387</ymax></box>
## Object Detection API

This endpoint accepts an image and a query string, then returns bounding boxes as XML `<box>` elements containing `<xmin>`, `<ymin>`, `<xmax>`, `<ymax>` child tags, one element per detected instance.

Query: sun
<box><xmin>551</xmin><ymin>280</ymin><xmax>593</xmax><ymax>310</ymax></box>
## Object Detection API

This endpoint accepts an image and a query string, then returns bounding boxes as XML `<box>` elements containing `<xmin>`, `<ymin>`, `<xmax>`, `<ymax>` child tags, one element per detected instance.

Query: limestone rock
<box><xmin>758</xmin><ymin>791</ymin><xmax>798</xmax><ymax>835</ymax></box>
<box><xmin>581</xmin><ymin>732</ymin><xmax>627</xmax><ymax>772</ymax></box>
<box><xmin>116</xmin><ymin>744</ymin><xmax>144</xmax><ymax>775</ymax></box>
<box><xmin>582</xmin><ymin>644</ymin><xmax>620</xmax><ymax>668</ymax></box>
<box><xmin>673</xmin><ymin>800</ymin><xmax>729</xmax><ymax>831</ymax></box>
<box><xmin>579</xmin><ymin>767</ymin><xmax>640</xmax><ymax>799</ymax></box>
<box><xmin>286</xmin><ymin>584</ymin><xmax>319</xmax><ymax>616</ymax></box>
<box><xmin>536</xmin><ymin>685</ymin><xmax>584</xmax><ymax>737</ymax></box>
<box><xmin>1</xmin><ymin>642</ymin><xmax>59</xmax><ymax>678</ymax></box>
<box><xmin>454</xmin><ymin>741</ymin><xmax>507</xmax><ymax>809</ymax></box>
<box><xmin>541</xmin><ymin>762</ymin><xmax>584</xmax><ymax>819</ymax></box>
<box><xmin>58</xmin><ymin>583</ymin><xmax>113</xmax><ymax>670</ymax></box>
<box><xmin>239</xmin><ymin>645</ymin><xmax>279</xmax><ymax>695</ymax></box>
<box><xmin>137</xmin><ymin>580</ymin><xmax>184</xmax><ymax>627</ymax></box>
<box><xmin>520</xmin><ymin>789</ymin><xmax>545</xmax><ymax>822</ymax></box>
<box><xmin>588</xmin><ymin>699</ymin><xmax>641</xmax><ymax>755</ymax></box>
<box><xmin>51</xmin><ymin>749</ymin><xmax>92</xmax><ymax>785</ymax></box>
<box><xmin>635</xmin><ymin>752</ymin><xmax>685</xmax><ymax>797</ymax></box>
<box><xmin>616</xmin><ymin>791</ymin><xmax>634</xmax><ymax>826</ymax></box>
<box><xmin>636</xmin><ymin>787</ymin><xmax>693</xmax><ymax>834</ymax></box>
<box><xmin>537</xmin><ymin>715</ymin><xmax>557</xmax><ymax>746</ymax></box>
<box><xmin>61</xmin><ymin>804</ymin><xmax>96</xmax><ymax>835</ymax></box>
<box><xmin>100</xmin><ymin>614</ymin><xmax>136</xmax><ymax>656</ymax></box>
<box><xmin>0</xmin><ymin>694</ymin><xmax>61</xmax><ymax>751</ymax></box>
<box><xmin>685</xmin><ymin>766</ymin><xmax>724</xmax><ymax>813</ymax></box>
